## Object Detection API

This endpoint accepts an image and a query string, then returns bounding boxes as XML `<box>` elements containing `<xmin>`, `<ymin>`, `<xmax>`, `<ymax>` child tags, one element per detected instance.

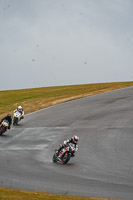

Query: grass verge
<box><xmin>0</xmin><ymin>81</ymin><xmax>133</xmax><ymax>119</ymax></box>
<box><xmin>0</xmin><ymin>188</ymin><xmax>117</xmax><ymax>200</ymax></box>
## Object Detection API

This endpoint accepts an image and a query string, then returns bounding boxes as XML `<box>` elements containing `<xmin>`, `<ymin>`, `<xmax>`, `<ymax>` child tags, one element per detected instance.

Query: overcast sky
<box><xmin>0</xmin><ymin>0</ymin><xmax>133</xmax><ymax>91</ymax></box>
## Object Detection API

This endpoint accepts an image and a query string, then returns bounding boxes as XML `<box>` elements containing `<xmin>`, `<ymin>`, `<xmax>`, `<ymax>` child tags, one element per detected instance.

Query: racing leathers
<box><xmin>13</xmin><ymin>108</ymin><xmax>24</xmax><ymax>119</ymax></box>
<box><xmin>57</xmin><ymin>137</ymin><xmax>78</xmax><ymax>160</ymax></box>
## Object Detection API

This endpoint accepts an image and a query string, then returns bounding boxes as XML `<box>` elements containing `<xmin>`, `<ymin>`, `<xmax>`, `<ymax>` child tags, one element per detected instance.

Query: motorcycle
<box><xmin>52</xmin><ymin>143</ymin><xmax>78</xmax><ymax>164</ymax></box>
<box><xmin>13</xmin><ymin>111</ymin><xmax>23</xmax><ymax>126</ymax></box>
<box><xmin>0</xmin><ymin>119</ymin><xmax>9</xmax><ymax>136</ymax></box>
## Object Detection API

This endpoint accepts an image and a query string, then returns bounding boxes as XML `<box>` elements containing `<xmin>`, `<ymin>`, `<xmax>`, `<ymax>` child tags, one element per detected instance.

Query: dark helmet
<box><xmin>72</xmin><ymin>135</ymin><xmax>79</xmax><ymax>144</ymax></box>
<box><xmin>7</xmin><ymin>114</ymin><xmax>11</xmax><ymax>118</ymax></box>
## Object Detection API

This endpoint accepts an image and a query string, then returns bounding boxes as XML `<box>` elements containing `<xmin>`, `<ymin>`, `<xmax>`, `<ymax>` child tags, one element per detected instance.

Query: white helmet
<box><xmin>18</xmin><ymin>105</ymin><xmax>22</xmax><ymax>112</ymax></box>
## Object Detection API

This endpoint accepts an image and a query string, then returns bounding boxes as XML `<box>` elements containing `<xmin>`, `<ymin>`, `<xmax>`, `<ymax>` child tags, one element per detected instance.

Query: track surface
<box><xmin>0</xmin><ymin>87</ymin><xmax>133</xmax><ymax>200</ymax></box>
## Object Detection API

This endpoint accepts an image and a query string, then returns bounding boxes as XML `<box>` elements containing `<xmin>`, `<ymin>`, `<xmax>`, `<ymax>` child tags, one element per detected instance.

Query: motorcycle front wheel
<box><xmin>0</xmin><ymin>130</ymin><xmax>3</xmax><ymax>136</ymax></box>
<box><xmin>62</xmin><ymin>152</ymin><xmax>71</xmax><ymax>164</ymax></box>
<box><xmin>13</xmin><ymin>118</ymin><xmax>18</xmax><ymax>126</ymax></box>
<box><xmin>0</xmin><ymin>127</ymin><xmax>5</xmax><ymax>136</ymax></box>
<box><xmin>52</xmin><ymin>154</ymin><xmax>57</xmax><ymax>163</ymax></box>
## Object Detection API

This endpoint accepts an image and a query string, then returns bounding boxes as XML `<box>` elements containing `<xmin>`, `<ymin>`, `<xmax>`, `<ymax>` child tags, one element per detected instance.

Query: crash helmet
<box><xmin>18</xmin><ymin>105</ymin><xmax>22</xmax><ymax>112</ymax></box>
<box><xmin>7</xmin><ymin>114</ymin><xmax>11</xmax><ymax>118</ymax></box>
<box><xmin>72</xmin><ymin>135</ymin><xmax>79</xmax><ymax>144</ymax></box>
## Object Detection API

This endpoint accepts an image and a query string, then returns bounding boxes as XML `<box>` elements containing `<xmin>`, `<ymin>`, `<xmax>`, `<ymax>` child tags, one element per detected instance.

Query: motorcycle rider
<box><xmin>0</xmin><ymin>114</ymin><xmax>12</xmax><ymax>129</ymax></box>
<box><xmin>13</xmin><ymin>105</ymin><xmax>24</xmax><ymax>119</ymax></box>
<box><xmin>56</xmin><ymin>135</ymin><xmax>79</xmax><ymax>162</ymax></box>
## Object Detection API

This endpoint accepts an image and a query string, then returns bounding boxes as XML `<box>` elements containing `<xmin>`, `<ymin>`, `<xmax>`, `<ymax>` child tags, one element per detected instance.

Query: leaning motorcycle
<box><xmin>52</xmin><ymin>143</ymin><xmax>78</xmax><ymax>164</ymax></box>
<box><xmin>0</xmin><ymin>120</ymin><xmax>9</xmax><ymax>136</ymax></box>
<box><xmin>13</xmin><ymin>111</ymin><xmax>23</xmax><ymax>125</ymax></box>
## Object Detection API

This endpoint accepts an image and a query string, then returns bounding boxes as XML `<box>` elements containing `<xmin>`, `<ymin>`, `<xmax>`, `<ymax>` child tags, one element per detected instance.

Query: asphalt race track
<box><xmin>0</xmin><ymin>87</ymin><xmax>133</xmax><ymax>200</ymax></box>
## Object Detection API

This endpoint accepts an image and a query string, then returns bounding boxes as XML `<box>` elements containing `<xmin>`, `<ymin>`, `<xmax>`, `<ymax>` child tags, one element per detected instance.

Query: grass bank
<box><xmin>0</xmin><ymin>81</ymin><xmax>133</xmax><ymax>119</ymax></box>
<box><xmin>0</xmin><ymin>188</ymin><xmax>116</xmax><ymax>200</ymax></box>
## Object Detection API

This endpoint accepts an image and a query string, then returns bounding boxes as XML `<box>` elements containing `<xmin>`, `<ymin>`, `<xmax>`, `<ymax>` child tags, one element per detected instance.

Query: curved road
<box><xmin>0</xmin><ymin>87</ymin><xmax>133</xmax><ymax>200</ymax></box>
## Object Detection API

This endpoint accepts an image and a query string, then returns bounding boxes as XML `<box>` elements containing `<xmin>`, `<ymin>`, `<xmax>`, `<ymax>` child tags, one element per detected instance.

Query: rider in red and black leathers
<box><xmin>57</xmin><ymin>135</ymin><xmax>79</xmax><ymax>161</ymax></box>
<box><xmin>0</xmin><ymin>114</ymin><xmax>12</xmax><ymax>129</ymax></box>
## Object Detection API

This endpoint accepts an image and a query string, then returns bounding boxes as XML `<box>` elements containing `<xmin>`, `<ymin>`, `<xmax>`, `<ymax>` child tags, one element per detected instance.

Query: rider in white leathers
<box><xmin>13</xmin><ymin>106</ymin><xmax>24</xmax><ymax>119</ymax></box>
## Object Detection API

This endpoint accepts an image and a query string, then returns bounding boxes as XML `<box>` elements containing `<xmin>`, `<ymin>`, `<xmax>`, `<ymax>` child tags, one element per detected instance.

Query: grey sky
<box><xmin>0</xmin><ymin>0</ymin><xmax>133</xmax><ymax>90</ymax></box>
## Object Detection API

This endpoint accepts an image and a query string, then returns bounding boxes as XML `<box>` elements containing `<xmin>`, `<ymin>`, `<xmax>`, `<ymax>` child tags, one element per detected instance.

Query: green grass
<box><xmin>0</xmin><ymin>81</ymin><xmax>133</xmax><ymax>119</ymax></box>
